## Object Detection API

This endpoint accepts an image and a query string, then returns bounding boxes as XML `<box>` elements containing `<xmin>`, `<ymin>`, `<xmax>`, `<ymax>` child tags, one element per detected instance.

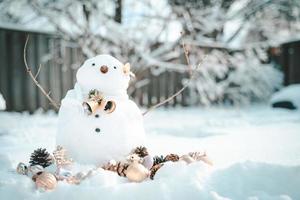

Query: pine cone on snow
<box><xmin>150</xmin><ymin>163</ymin><xmax>163</xmax><ymax>180</ymax></box>
<box><xmin>102</xmin><ymin>163</ymin><xmax>118</xmax><ymax>172</ymax></box>
<box><xmin>102</xmin><ymin>161</ymin><xmax>129</xmax><ymax>177</ymax></box>
<box><xmin>132</xmin><ymin>146</ymin><xmax>149</xmax><ymax>158</ymax></box>
<box><xmin>153</xmin><ymin>155</ymin><xmax>165</xmax><ymax>166</ymax></box>
<box><xmin>164</xmin><ymin>154</ymin><xmax>179</xmax><ymax>162</ymax></box>
<box><xmin>116</xmin><ymin>162</ymin><xmax>129</xmax><ymax>177</ymax></box>
<box><xmin>29</xmin><ymin>148</ymin><xmax>53</xmax><ymax>168</ymax></box>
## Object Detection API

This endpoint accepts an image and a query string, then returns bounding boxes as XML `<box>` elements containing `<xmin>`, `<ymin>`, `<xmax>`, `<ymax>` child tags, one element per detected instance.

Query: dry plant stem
<box><xmin>142</xmin><ymin>40</ymin><xmax>207</xmax><ymax>116</ymax></box>
<box><xmin>181</xmin><ymin>35</ymin><xmax>192</xmax><ymax>77</ymax></box>
<box><xmin>24</xmin><ymin>36</ymin><xmax>60</xmax><ymax>110</ymax></box>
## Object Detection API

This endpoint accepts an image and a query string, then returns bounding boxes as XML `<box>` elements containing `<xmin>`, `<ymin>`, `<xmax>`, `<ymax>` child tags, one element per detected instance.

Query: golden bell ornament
<box><xmin>34</xmin><ymin>172</ymin><xmax>57</xmax><ymax>191</ymax></box>
<box><xmin>83</xmin><ymin>100</ymin><xmax>101</xmax><ymax>115</ymax></box>
<box><xmin>103</xmin><ymin>101</ymin><xmax>116</xmax><ymax>114</ymax></box>
<box><xmin>125</xmin><ymin>163</ymin><xmax>150</xmax><ymax>182</ymax></box>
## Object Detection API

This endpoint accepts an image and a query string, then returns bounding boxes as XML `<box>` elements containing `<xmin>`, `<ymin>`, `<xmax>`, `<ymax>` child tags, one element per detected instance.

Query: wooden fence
<box><xmin>0</xmin><ymin>28</ymin><xmax>189</xmax><ymax>112</ymax></box>
<box><xmin>280</xmin><ymin>40</ymin><xmax>300</xmax><ymax>85</ymax></box>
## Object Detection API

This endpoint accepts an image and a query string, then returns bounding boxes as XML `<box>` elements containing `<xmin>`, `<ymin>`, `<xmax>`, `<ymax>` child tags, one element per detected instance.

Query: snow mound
<box><xmin>0</xmin><ymin>93</ymin><xmax>6</xmax><ymax>110</ymax></box>
<box><xmin>0</xmin><ymin>107</ymin><xmax>300</xmax><ymax>199</ymax></box>
<box><xmin>271</xmin><ymin>84</ymin><xmax>300</xmax><ymax>110</ymax></box>
<box><xmin>0</xmin><ymin>161</ymin><xmax>299</xmax><ymax>200</ymax></box>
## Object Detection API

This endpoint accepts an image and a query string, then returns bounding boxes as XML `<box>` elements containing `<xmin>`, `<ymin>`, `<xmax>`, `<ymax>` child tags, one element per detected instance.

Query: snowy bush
<box><xmin>190</xmin><ymin>50</ymin><xmax>283</xmax><ymax>106</ymax></box>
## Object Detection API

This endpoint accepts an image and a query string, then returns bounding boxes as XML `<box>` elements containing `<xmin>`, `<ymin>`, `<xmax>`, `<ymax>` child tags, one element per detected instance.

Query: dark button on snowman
<box><xmin>56</xmin><ymin>55</ymin><xmax>146</xmax><ymax>165</ymax></box>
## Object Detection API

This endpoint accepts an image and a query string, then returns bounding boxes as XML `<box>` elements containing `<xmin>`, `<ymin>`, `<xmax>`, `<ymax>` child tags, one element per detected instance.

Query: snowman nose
<box><xmin>100</xmin><ymin>65</ymin><xmax>108</xmax><ymax>74</ymax></box>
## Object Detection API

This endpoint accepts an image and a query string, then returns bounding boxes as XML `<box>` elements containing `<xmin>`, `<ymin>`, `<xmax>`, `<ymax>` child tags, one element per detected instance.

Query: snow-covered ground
<box><xmin>0</xmin><ymin>105</ymin><xmax>300</xmax><ymax>200</ymax></box>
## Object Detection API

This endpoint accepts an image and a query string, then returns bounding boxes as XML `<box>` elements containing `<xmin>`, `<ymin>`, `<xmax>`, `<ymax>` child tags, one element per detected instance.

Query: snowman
<box><xmin>56</xmin><ymin>55</ymin><xmax>146</xmax><ymax>165</ymax></box>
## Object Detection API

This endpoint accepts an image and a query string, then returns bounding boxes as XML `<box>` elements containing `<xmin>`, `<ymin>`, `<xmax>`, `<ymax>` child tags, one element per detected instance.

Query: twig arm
<box><xmin>23</xmin><ymin>36</ymin><xmax>60</xmax><ymax>110</ymax></box>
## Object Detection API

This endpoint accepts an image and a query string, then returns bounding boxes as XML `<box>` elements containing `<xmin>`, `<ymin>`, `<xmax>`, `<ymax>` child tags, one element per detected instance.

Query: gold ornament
<box><xmin>34</xmin><ymin>172</ymin><xmax>57</xmax><ymax>191</ymax></box>
<box><xmin>53</xmin><ymin>146</ymin><xmax>73</xmax><ymax>168</ymax></box>
<box><xmin>16</xmin><ymin>162</ymin><xmax>28</xmax><ymax>175</ymax></box>
<box><xmin>83</xmin><ymin>100</ymin><xmax>102</xmax><ymax>115</ymax></box>
<box><xmin>125</xmin><ymin>162</ymin><xmax>150</xmax><ymax>182</ymax></box>
<box><xmin>83</xmin><ymin>90</ymin><xmax>116</xmax><ymax>115</ymax></box>
<box><xmin>179</xmin><ymin>155</ymin><xmax>195</xmax><ymax>164</ymax></box>
<box><xmin>103</xmin><ymin>101</ymin><xmax>116</xmax><ymax>114</ymax></box>
<box><xmin>83</xmin><ymin>90</ymin><xmax>105</xmax><ymax>115</ymax></box>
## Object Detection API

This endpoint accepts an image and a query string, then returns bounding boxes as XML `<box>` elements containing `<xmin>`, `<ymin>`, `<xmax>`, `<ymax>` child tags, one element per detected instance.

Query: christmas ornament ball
<box><xmin>34</xmin><ymin>172</ymin><xmax>57</xmax><ymax>190</ymax></box>
<box><xmin>16</xmin><ymin>162</ymin><xmax>28</xmax><ymax>175</ymax></box>
<box><xmin>125</xmin><ymin>163</ymin><xmax>149</xmax><ymax>182</ymax></box>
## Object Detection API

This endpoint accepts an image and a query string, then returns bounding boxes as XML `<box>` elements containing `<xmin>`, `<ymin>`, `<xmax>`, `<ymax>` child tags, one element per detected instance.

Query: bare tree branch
<box><xmin>142</xmin><ymin>39</ymin><xmax>207</xmax><ymax>116</ymax></box>
<box><xmin>24</xmin><ymin>35</ymin><xmax>60</xmax><ymax>111</ymax></box>
<box><xmin>34</xmin><ymin>63</ymin><xmax>43</xmax><ymax>79</ymax></box>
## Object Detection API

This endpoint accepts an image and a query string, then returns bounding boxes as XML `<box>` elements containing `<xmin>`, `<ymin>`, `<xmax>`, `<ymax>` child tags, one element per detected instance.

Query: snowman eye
<box><xmin>113</xmin><ymin>66</ymin><xmax>117</xmax><ymax>69</ymax></box>
<box><xmin>92</xmin><ymin>63</ymin><xmax>95</xmax><ymax>66</ymax></box>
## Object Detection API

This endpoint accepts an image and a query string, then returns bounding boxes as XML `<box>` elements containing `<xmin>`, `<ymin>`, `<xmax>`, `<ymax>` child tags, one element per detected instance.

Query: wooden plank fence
<box><xmin>280</xmin><ymin>40</ymin><xmax>300</xmax><ymax>85</ymax></box>
<box><xmin>0</xmin><ymin>27</ymin><xmax>189</xmax><ymax>112</ymax></box>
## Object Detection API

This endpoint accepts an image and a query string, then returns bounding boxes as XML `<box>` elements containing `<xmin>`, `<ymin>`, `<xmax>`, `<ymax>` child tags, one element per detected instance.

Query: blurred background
<box><xmin>1</xmin><ymin>1</ymin><xmax>300</xmax><ymax>198</ymax></box>
<box><xmin>0</xmin><ymin>0</ymin><xmax>300</xmax><ymax>112</ymax></box>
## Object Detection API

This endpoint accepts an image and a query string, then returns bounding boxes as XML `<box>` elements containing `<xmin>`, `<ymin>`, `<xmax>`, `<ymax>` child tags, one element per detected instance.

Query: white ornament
<box><xmin>28</xmin><ymin>165</ymin><xmax>44</xmax><ymax>177</ymax></box>
<box><xmin>126</xmin><ymin>162</ymin><xmax>150</xmax><ymax>182</ymax></box>
<box><xmin>142</xmin><ymin>155</ymin><xmax>154</xmax><ymax>170</ymax></box>
<box><xmin>56</xmin><ymin>55</ymin><xmax>146</xmax><ymax>164</ymax></box>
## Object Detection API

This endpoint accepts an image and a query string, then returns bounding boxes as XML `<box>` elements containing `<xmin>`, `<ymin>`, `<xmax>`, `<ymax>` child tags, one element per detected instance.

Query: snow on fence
<box><xmin>0</xmin><ymin>28</ymin><xmax>188</xmax><ymax>112</ymax></box>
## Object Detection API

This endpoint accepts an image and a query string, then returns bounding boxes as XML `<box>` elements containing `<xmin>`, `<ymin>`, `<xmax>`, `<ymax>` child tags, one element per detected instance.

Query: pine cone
<box><xmin>116</xmin><ymin>162</ymin><xmax>129</xmax><ymax>177</ymax></box>
<box><xmin>150</xmin><ymin>163</ymin><xmax>163</xmax><ymax>180</ymax></box>
<box><xmin>164</xmin><ymin>154</ymin><xmax>179</xmax><ymax>162</ymax></box>
<box><xmin>102</xmin><ymin>161</ymin><xmax>129</xmax><ymax>177</ymax></box>
<box><xmin>132</xmin><ymin>146</ymin><xmax>149</xmax><ymax>158</ymax></box>
<box><xmin>153</xmin><ymin>155</ymin><xmax>165</xmax><ymax>166</ymax></box>
<box><xmin>29</xmin><ymin>148</ymin><xmax>53</xmax><ymax>168</ymax></box>
<box><xmin>102</xmin><ymin>161</ymin><xmax>118</xmax><ymax>172</ymax></box>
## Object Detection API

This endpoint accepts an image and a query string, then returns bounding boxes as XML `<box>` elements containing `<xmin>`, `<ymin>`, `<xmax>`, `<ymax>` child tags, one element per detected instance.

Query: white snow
<box><xmin>0</xmin><ymin>93</ymin><xmax>5</xmax><ymax>110</ymax></box>
<box><xmin>0</xmin><ymin>106</ymin><xmax>300</xmax><ymax>199</ymax></box>
<box><xmin>271</xmin><ymin>84</ymin><xmax>300</xmax><ymax>109</ymax></box>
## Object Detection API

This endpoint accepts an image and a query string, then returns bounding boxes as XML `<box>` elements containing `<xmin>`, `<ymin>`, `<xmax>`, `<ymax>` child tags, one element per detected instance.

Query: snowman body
<box><xmin>56</xmin><ymin>55</ymin><xmax>145</xmax><ymax>165</ymax></box>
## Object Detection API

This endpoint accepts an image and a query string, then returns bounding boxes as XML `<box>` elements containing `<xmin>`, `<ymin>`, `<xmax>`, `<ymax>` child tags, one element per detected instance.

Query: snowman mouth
<box><xmin>104</xmin><ymin>101</ymin><xmax>116</xmax><ymax>114</ymax></box>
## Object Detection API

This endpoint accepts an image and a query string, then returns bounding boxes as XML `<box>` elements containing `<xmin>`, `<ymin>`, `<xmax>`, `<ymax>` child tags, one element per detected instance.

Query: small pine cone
<box><xmin>153</xmin><ymin>155</ymin><xmax>165</xmax><ymax>166</ymax></box>
<box><xmin>29</xmin><ymin>148</ymin><xmax>53</xmax><ymax>168</ymax></box>
<box><xmin>116</xmin><ymin>162</ymin><xmax>129</xmax><ymax>177</ymax></box>
<box><xmin>150</xmin><ymin>163</ymin><xmax>163</xmax><ymax>180</ymax></box>
<box><xmin>102</xmin><ymin>163</ymin><xmax>118</xmax><ymax>172</ymax></box>
<box><xmin>188</xmin><ymin>151</ymin><xmax>206</xmax><ymax>161</ymax></box>
<box><xmin>132</xmin><ymin>146</ymin><xmax>149</xmax><ymax>158</ymax></box>
<box><xmin>164</xmin><ymin>154</ymin><xmax>179</xmax><ymax>162</ymax></box>
<box><xmin>53</xmin><ymin>146</ymin><xmax>72</xmax><ymax>167</ymax></box>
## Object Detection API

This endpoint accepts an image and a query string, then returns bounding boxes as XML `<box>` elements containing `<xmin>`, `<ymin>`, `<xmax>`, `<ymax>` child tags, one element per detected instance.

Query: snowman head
<box><xmin>76</xmin><ymin>55</ymin><xmax>132</xmax><ymax>95</ymax></box>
